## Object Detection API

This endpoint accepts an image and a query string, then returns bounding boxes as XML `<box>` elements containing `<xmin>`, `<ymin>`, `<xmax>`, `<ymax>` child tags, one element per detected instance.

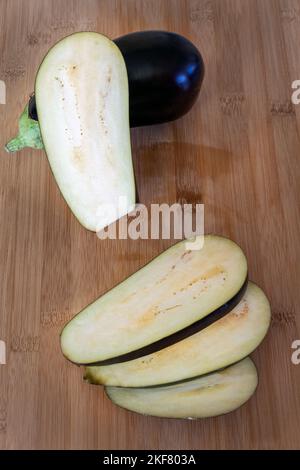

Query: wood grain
<box><xmin>0</xmin><ymin>0</ymin><xmax>300</xmax><ymax>449</ymax></box>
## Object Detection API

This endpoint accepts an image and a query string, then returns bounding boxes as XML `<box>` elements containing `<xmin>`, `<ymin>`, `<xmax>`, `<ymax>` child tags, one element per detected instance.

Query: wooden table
<box><xmin>0</xmin><ymin>0</ymin><xmax>299</xmax><ymax>450</ymax></box>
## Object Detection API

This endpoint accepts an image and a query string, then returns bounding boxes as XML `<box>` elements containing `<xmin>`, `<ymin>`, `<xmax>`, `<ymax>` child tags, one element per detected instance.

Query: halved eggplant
<box><xmin>35</xmin><ymin>32</ymin><xmax>135</xmax><ymax>231</ymax></box>
<box><xmin>30</xmin><ymin>31</ymin><xmax>204</xmax><ymax>126</ymax></box>
<box><xmin>85</xmin><ymin>282</ymin><xmax>270</xmax><ymax>387</ymax></box>
<box><xmin>6</xmin><ymin>31</ymin><xmax>204</xmax><ymax>153</ymax></box>
<box><xmin>61</xmin><ymin>235</ymin><xmax>247</xmax><ymax>364</ymax></box>
<box><xmin>105</xmin><ymin>358</ymin><xmax>258</xmax><ymax>419</ymax></box>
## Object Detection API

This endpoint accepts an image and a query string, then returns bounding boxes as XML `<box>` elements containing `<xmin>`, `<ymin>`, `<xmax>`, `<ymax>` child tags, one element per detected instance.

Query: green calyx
<box><xmin>5</xmin><ymin>104</ymin><xmax>44</xmax><ymax>153</ymax></box>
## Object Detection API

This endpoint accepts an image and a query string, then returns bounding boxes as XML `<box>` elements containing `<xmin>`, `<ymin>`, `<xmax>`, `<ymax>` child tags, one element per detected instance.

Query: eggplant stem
<box><xmin>5</xmin><ymin>137</ymin><xmax>25</xmax><ymax>152</ymax></box>
<box><xmin>5</xmin><ymin>104</ymin><xmax>44</xmax><ymax>153</ymax></box>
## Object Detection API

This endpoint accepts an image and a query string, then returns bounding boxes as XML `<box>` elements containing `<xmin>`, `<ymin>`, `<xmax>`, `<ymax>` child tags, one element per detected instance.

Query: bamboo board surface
<box><xmin>0</xmin><ymin>0</ymin><xmax>300</xmax><ymax>450</ymax></box>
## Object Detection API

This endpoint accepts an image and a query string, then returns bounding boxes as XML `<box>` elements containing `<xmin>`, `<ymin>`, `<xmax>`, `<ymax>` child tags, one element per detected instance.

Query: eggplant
<box><xmin>105</xmin><ymin>358</ymin><xmax>258</xmax><ymax>419</ymax></box>
<box><xmin>28</xmin><ymin>94</ymin><xmax>39</xmax><ymax>122</ymax></box>
<box><xmin>29</xmin><ymin>31</ymin><xmax>204</xmax><ymax>125</ymax></box>
<box><xmin>117</xmin><ymin>31</ymin><xmax>204</xmax><ymax>126</ymax></box>
<box><xmin>85</xmin><ymin>282</ymin><xmax>270</xmax><ymax>387</ymax></box>
<box><xmin>35</xmin><ymin>32</ymin><xmax>135</xmax><ymax>232</ymax></box>
<box><xmin>61</xmin><ymin>235</ymin><xmax>248</xmax><ymax>365</ymax></box>
<box><xmin>5</xmin><ymin>31</ymin><xmax>204</xmax><ymax>153</ymax></box>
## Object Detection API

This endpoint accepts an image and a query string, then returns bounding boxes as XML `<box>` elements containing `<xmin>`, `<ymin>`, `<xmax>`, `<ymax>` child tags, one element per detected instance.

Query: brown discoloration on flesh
<box><xmin>201</xmin><ymin>266</ymin><xmax>226</xmax><ymax>280</ymax></box>
<box><xmin>134</xmin><ymin>306</ymin><xmax>159</xmax><ymax>328</ymax></box>
<box><xmin>141</xmin><ymin>357</ymin><xmax>154</xmax><ymax>365</ymax></box>
<box><xmin>100</xmin><ymin>67</ymin><xmax>112</xmax><ymax>99</ymax></box>
<box><xmin>67</xmin><ymin>64</ymin><xmax>78</xmax><ymax>79</ymax></box>
<box><xmin>121</xmin><ymin>292</ymin><xmax>137</xmax><ymax>304</ymax></box>
<box><xmin>232</xmin><ymin>300</ymin><xmax>249</xmax><ymax>318</ymax></box>
<box><xmin>175</xmin><ymin>266</ymin><xmax>225</xmax><ymax>294</ymax></box>
<box><xmin>216</xmin><ymin>300</ymin><xmax>249</xmax><ymax>328</ymax></box>
<box><xmin>154</xmin><ymin>304</ymin><xmax>182</xmax><ymax>316</ymax></box>
<box><xmin>155</xmin><ymin>275</ymin><xmax>168</xmax><ymax>285</ymax></box>
<box><xmin>180</xmin><ymin>250</ymin><xmax>192</xmax><ymax>262</ymax></box>
<box><xmin>72</xmin><ymin>147</ymin><xmax>86</xmax><ymax>171</ymax></box>
<box><xmin>180</xmin><ymin>383</ymin><xmax>226</xmax><ymax>398</ymax></box>
<box><xmin>135</xmin><ymin>303</ymin><xmax>182</xmax><ymax>327</ymax></box>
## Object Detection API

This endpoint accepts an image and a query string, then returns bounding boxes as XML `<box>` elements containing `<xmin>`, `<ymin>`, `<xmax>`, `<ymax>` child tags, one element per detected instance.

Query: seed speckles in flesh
<box><xmin>54</xmin><ymin>76</ymin><xmax>64</xmax><ymax>87</ymax></box>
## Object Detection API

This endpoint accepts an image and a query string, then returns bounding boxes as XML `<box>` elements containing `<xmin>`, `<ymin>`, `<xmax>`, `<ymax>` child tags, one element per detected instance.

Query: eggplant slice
<box><xmin>61</xmin><ymin>235</ymin><xmax>247</xmax><ymax>364</ymax></box>
<box><xmin>35</xmin><ymin>32</ymin><xmax>135</xmax><ymax>232</ymax></box>
<box><xmin>86</xmin><ymin>277</ymin><xmax>247</xmax><ymax>366</ymax></box>
<box><xmin>85</xmin><ymin>282</ymin><xmax>270</xmax><ymax>387</ymax></box>
<box><xmin>105</xmin><ymin>358</ymin><xmax>258</xmax><ymax>419</ymax></box>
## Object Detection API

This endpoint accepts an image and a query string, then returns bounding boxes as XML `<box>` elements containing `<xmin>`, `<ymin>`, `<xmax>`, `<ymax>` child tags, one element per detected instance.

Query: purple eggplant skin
<box><xmin>83</xmin><ymin>278</ymin><xmax>248</xmax><ymax>367</ymax></box>
<box><xmin>28</xmin><ymin>94</ymin><xmax>38</xmax><ymax>121</ymax></box>
<box><xmin>28</xmin><ymin>31</ymin><xmax>204</xmax><ymax>127</ymax></box>
<box><xmin>116</xmin><ymin>30</ymin><xmax>204</xmax><ymax>127</ymax></box>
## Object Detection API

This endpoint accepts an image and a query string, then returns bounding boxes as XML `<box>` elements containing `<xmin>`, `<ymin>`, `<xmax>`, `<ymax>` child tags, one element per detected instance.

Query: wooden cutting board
<box><xmin>0</xmin><ymin>0</ymin><xmax>300</xmax><ymax>450</ymax></box>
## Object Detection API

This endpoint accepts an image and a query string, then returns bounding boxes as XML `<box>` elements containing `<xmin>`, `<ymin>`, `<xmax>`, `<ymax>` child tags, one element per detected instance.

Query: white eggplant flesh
<box><xmin>85</xmin><ymin>282</ymin><xmax>270</xmax><ymax>387</ymax></box>
<box><xmin>61</xmin><ymin>235</ymin><xmax>247</xmax><ymax>364</ymax></box>
<box><xmin>35</xmin><ymin>32</ymin><xmax>135</xmax><ymax>231</ymax></box>
<box><xmin>105</xmin><ymin>358</ymin><xmax>258</xmax><ymax>419</ymax></box>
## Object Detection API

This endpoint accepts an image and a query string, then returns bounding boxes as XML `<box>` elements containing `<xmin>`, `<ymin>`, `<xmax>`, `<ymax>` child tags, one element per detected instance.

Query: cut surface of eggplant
<box><xmin>105</xmin><ymin>358</ymin><xmax>258</xmax><ymax>419</ymax></box>
<box><xmin>61</xmin><ymin>235</ymin><xmax>247</xmax><ymax>364</ymax></box>
<box><xmin>35</xmin><ymin>32</ymin><xmax>135</xmax><ymax>231</ymax></box>
<box><xmin>85</xmin><ymin>282</ymin><xmax>270</xmax><ymax>387</ymax></box>
<box><xmin>86</xmin><ymin>278</ymin><xmax>247</xmax><ymax>366</ymax></box>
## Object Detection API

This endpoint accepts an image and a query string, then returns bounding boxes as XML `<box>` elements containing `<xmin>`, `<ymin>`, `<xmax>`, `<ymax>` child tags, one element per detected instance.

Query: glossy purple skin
<box><xmin>115</xmin><ymin>30</ymin><xmax>204</xmax><ymax>127</ymax></box>
<box><xmin>29</xmin><ymin>31</ymin><xmax>204</xmax><ymax>127</ymax></box>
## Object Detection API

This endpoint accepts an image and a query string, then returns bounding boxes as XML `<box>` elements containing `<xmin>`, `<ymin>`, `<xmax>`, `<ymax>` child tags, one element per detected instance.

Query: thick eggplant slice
<box><xmin>85</xmin><ymin>282</ymin><xmax>270</xmax><ymax>387</ymax></box>
<box><xmin>61</xmin><ymin>235</ymin><xmax>247</xmax><ymax>364</ymax></box>
<box><xmin>35</xmin><ymin>32</ymin><xmax>135</xmax><ymax>231</ymax></box>
<box><xmin>105</xmin><ymin>358</ymin><xmax>258</xmax><ymax>419</ymax></box>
